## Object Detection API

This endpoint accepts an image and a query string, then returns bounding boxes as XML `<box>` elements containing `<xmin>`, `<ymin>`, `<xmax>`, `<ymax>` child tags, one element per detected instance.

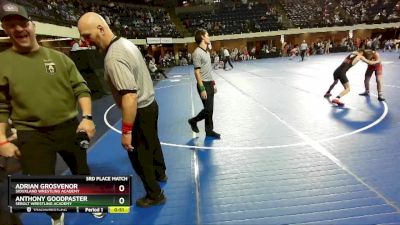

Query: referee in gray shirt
<box><xmin>188</xmin><ymin>29</ymin><xmax>221</xmax><ymax>139</ymax></box>
<box><xmin>78</xmin><ymin>12</ymin><xmax>167</xmax><ymax>208</ymax></box>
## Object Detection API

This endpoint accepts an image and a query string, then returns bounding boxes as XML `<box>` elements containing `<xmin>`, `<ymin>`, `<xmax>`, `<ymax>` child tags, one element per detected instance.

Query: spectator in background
<box><xmin>212</xmin><ymin>51</ymin><xmax>220</xmax><ymax>70</ymax></box>
<box><xmin>250</xmin><ymin>46</ymin><xmax>256</xmax><ymax>59</ymax></box>
<box><xmin>149</xmin><ymin>58</ymin><xmax>168</xmax><ymax>79</ymax></box>
<box><xmin>372</xmin><ymin>34</ymin><xmax>382</xmax><ymax>50</ymax></box>
<box><xmin>223</xmin><ymin>46</ymin><xmax>233</xmax><ymax>70</ymax></box>
<box><xmin>289</xmin><ymin>45</ymin><xmax>298</xmax><ymax>60</ymax></box>
<box><xmin>187</xmin><ymin>52</ymin><xmax>192</xmax><ymax>64</ymax></box>
<box><xmin>299</xmin><ymin>40</ymin><xmax>308</xmax><ymax>61</ymax></box>
<box><xmin>180</xmin><ymin>57</ymin><xmax>188</xmax><ymax>66</ymax></box>
<box><xmin>325</xmin><ymin>40</ymin><xmax>331</xmax><ymax>54</ymax></box>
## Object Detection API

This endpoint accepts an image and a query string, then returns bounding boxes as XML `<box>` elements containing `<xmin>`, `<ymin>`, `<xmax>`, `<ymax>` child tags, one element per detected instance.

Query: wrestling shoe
<box><xmin>332</xmin><ymin>98</ymin><xmax>345</xmax><ymax>107</ymax></box>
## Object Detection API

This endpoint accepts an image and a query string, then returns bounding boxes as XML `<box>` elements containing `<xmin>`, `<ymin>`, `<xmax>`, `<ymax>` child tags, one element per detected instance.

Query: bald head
<box><xmin>78</xmin><ymin>12</ymin><xmax>109</xmax><ymax>31</ymax></box>
<box><xmin>77</xmin><ymin>12</ymin><xmax>114</xmax><ymax>50</ymax></box>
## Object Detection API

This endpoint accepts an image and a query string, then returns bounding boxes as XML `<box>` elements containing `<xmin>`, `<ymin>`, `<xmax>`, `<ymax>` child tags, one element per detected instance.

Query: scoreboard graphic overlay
<box><xmin>8</xmin><ymin>176</ymin><xmax>131</xmax><ymax>214</ymax></box>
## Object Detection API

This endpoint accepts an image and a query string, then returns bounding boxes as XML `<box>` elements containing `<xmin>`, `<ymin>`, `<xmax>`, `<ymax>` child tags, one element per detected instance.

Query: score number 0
<box><xmin>118</xmin><ymin>185</ymin><xmax>126</xmax><ymax>205</ymax></box>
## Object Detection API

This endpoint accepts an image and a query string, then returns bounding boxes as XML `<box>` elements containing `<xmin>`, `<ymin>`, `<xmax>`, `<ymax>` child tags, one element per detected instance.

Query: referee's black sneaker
<box><xmin>156</xmin><ymin>174</ymin><xmax>168</xmax><ymax>183</ymax></box>
<box><xmin>206</xmin><ymin>131</ymin><xmax>221</xmax><ymax>139</ymax></box>
<box><xmin>188</xmin><ymin>118</ymin><xmax>199</xmax><ymax>133</ymax></box>
<box><xmin>136</xmin><ymin>191</ymin><xmax>166</xmax><ymax>208</ymax></box>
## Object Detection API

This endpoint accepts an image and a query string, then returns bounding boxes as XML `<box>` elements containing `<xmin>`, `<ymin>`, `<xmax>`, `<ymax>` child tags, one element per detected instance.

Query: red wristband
<box><xmin>0</xmin><ymin>140</ymin><xmax>9</xmax><ymax>146</ymax></box>
<box><xmin>122</xmin><ymin>122</ymin><xmax>133</xmax><ymax>134</ymax></box>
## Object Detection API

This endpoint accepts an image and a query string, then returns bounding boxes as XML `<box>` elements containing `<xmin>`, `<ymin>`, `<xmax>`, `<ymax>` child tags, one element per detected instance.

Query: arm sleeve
<box><xmin>105</xmin><ymin>58</ymin><xmax>138</xmax><ymax>91</ymax></box>
<box><xmin>192</xmin><ymin>52</ymin><xmax>201</xmax><ymax>70</ymax></box>
<box><xmin>66</xmin><ymin>55</ymin><xmax>91</xmax><ymax>98</ymax></box>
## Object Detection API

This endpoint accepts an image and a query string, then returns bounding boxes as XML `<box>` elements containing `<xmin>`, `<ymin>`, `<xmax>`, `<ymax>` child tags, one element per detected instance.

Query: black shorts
<box><xmin>333</xmin><ymin>68</ymin><xmax>349</xmax><ymax>84</ymax></box>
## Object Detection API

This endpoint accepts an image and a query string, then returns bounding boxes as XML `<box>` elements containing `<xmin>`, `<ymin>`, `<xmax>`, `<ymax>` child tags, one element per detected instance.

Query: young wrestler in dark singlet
<box><xmin>323</xmin><ymin>50</ymin><xmax>378</xmax><ymax>106</ymax></box>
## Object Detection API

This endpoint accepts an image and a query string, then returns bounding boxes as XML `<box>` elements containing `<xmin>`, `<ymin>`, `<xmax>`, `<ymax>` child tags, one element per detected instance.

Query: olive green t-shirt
<box><xmin>0</xmin><ymin>47</ymin><xmax>90</xmax><ymax>130</ymax></box>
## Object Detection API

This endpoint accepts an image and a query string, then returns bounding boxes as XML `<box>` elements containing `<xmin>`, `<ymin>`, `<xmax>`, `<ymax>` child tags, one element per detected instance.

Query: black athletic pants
<box><xmin>127</xmin><ymin>100</ymin><xmax>166</xmax><ymax>199</ymax></box>
<box><xmin>192</xmin><ymin>81</ymin><xmax>215</xmax><ymax>133</ymax></box>
<box><xmin>300</xmin><ymin>50</ymin><xmax>306</xmax><ymax>61</ymax></box>
<box><xmin>223</xmin><ymin>56</ymin><xmax>233</xmax><ymax>69</ymax></box>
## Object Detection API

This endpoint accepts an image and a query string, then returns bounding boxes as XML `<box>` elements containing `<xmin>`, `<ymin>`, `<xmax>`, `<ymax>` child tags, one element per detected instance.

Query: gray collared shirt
<box><xmin>192</xmin><ymin>46</ymin><xmax>213</xmax><ymax>81</ymax></box>
<box><xmin>104</xmin><ymin>38</ymin><xmax>154</xmax><ymax>108</ymax></box>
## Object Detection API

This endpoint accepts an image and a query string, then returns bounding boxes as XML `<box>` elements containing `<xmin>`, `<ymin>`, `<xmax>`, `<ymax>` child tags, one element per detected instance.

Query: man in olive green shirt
<box><xmin>0</xmin><ymin>3</ymin><xmax>96</xmax><ymax>225</ymax></box>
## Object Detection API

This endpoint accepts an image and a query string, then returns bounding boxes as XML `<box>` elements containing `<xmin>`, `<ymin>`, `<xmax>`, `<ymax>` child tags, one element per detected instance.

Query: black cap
<box><xmin>0</xmin><ymin>2</ymin><xmax>29</xmax><ymax>21</ymax></box>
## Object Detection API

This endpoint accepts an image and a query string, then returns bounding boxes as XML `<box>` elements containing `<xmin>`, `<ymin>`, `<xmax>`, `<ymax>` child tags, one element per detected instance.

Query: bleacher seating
<box><xmin>4</xmin><ymin>0</ymin><xmax>400</xmax><ymax>38</ymax></box>
<box><xmin>12</xmin><ymin>0</ymin><xmax>181</xmax><ymax>38</ymax></box>
<box><xmin>339</xmin><ymin>0</ymin><xmax>400</xmax><ymax>24</ymax></box>
<box><xmin>178</xmin><ymin>1</ymin><xmax>284</xmax><ymax>36</ymax></box>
